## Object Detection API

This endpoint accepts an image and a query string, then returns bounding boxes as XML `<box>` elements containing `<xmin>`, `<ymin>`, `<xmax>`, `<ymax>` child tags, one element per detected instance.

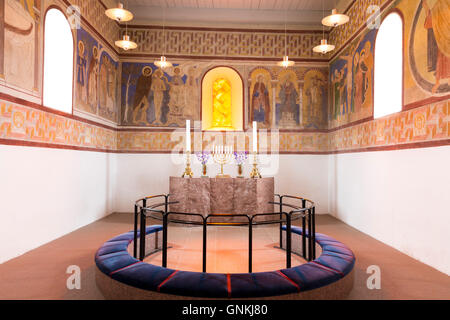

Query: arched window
<box><xmin>43</xmin><ymin>8</ymin><xmax>73</xmax><ymax>113</ymax></box>
<box><xmin>374</xmin><ymin>12</ymin><xmax>403</xmax><ymax>119</ymax></box>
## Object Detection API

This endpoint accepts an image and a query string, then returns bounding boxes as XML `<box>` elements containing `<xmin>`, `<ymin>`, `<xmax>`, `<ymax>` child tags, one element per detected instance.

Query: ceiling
<box><xmin>107</xmin><ymin>0</ymin><xmax>352</xmax><ymax>29</ymax></box>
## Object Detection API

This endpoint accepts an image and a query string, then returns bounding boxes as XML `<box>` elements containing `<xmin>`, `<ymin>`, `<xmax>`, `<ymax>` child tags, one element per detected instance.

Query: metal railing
<box><xmin>134</xmin><ymin>194</ymin><xmax>316</xmax><ymax>273</ymax></box>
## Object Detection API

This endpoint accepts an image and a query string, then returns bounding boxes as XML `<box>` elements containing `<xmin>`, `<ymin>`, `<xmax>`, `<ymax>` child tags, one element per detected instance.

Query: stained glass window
<box><xmin>212</xmin><ymin>78</ymin><xmax>232</xmax><ymax>128</ymax></box>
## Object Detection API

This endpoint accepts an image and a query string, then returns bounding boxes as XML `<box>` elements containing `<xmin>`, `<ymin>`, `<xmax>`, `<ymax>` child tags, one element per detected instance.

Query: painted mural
<box><xmin>329</xmin><ymin>29</ymin><xmax>376</xmax><ymax>129</ymax></box>
<box><xmin>98</xmin><ymin>51</ymin><xmax>119</xmax><ymax>122</ymax></box>
<box><xmin>3</xmin><ymin>0</ymin><xmax>40</xmax><ymax>92</ymax></box>
<box><xmin>303</xmin><ymin>69</ymin><xmax>328</xmax><ymax>129</ymax></box>
<box><xmin>276</xmin><ymin>69</ymin><xmax>300</xmax><ymax>128</ymax></box>
<box><xmin>121</xmin><ymin>61</ymin><xmax>329</xmax><ymax>129</ymax></box>
<box><xmin>250</xmin><ymin>68</ymin><xmax>273</xmax><ymax>128</ymax></box>
<box><xmin>121</xmin><ymin>62</ymin><xmax>205</xmax><ymax>127</ymax></box>
<box><xmin>75</xmin><ymin>27</ymin><xmax>119</xmax><ymax>122</ymax></box>
<box><xmin>409</xmin><ymin>0</ymin><xmax>450</xmax><ymax>96</ymax></box>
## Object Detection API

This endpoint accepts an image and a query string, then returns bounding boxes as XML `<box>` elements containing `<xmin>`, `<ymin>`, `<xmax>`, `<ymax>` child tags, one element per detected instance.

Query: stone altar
<box><xmin>169</xmin><ymin>177</ymin><xmax>275</xmax><ymax>222</ymax></box>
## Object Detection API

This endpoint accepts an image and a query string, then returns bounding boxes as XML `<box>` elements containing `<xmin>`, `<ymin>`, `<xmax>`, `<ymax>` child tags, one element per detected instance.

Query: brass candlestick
<box><xmin>182</xmin><ymin>151</ymin><xmax>194</xmax><ymax>178</ymax></box>
<box><xmin>250</xmin><ymin>152</ymin><xmax>262</xmax><ymax>179</ymax></box>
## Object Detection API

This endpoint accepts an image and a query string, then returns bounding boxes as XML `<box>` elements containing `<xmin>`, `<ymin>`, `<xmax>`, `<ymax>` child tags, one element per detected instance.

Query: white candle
<box><xmin>253</xmin><ymin>121</ymin><xmax>258</xmax><ymax>153</ymax></box>
<box><xmin>186</xmin><ymin>120</ymin><xmax>191</xmax><ymax>152</ymax></box>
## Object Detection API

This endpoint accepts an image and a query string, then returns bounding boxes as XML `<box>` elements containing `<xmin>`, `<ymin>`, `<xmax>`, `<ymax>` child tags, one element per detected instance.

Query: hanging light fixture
<box><xmin>322</xmin><ymin>9</ymin><xmax>349</xmax><ymax>27</ymax></box>
<box><xmin>110</xmin><ymin>1</ymin><xmax>138</xmax><ymax>51</ymax></box>
<box><xmin>115</xmin><ymin>34</ymin><xmax>138</xmax><ymax>51</ymax></box>
<box><xmin>277</xmin><ymin>9</ymin><xmax>294</xmax><ymax>68</ymax></box>
<box><xmin>313</xmin><ymin>0</ymin><xmax>336</xmax><ymax>55</ymax></box>
<box><xmin>322</xmin><ymin>0</ymin><xmax>349</xmax><ymax>27</ymax></box>
<box><xmin>105</xmin><ymin>2</ymin><xmax>134</xmax><ymax>22</ymax></box>
<box><xmin>154</xmin><ymin>6</ymin><xmax>172</xmax><ymax>68</ymax></box>
<box><xmin>313</xmin><ymin>39</ymin><xmax>335</xmax><ymax>54</ymax></box>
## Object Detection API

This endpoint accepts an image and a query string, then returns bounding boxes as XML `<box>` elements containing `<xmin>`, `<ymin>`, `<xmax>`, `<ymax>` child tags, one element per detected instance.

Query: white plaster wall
<box><xmin>0</xmin><ymin>145</ymin><xmax>117</xmax><ymax>264</ymax></box>
<box><xmin>114</xmin><ymin>154</ymin><xmax>329</xmax><ymax>214</ymax></box>
<box><xmin>328</xmin><ymin>146</ymin><xmax>450</xmax><ymax>275</ymax></box>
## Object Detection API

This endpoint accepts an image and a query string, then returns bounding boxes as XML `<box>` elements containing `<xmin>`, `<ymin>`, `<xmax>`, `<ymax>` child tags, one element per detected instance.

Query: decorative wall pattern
<box><xmin>67</xmin><ymin>0</ymin><xmax>119</xmax><ymax>47</ymax></box>
<box><xmin>328</xmin><ymin>100</ymin><xmax>449</xmax><ymax>151</ymax></box>
<box><xmin>121</xmin><ymin>27</ymin><xmax>326</xmax><ymax>60</ymax></box>
<box><xmin>329</xmin><ymin>0</ymin><xmax>391</xmax><ymax>53</ymax></box>
<box><xmin>0</xmin><ymin>96</ymin><xmax>448</xmax><ymax>154</ymax></box>
<box><xmin>117</xmin><ymin>130</ymin><xmax>329</xmax><ymax>154</ymax></box>
<box><xmin>0</xmin><ymin>99</ymin><xmax>117</xmax><ymax>150</ymax></box>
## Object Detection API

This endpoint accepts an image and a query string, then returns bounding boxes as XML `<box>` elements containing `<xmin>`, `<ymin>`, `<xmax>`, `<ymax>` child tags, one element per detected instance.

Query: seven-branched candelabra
<box><xmin>213</xmin><ymin>145</ymin><xmax>234</xmax><ymax>178</ymax></box>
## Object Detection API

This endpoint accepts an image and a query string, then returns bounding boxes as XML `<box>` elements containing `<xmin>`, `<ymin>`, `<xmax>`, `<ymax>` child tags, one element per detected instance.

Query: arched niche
<box><xmin>201</xmin><ymin>66</ymin><xmax>244</xmax><ymax>131</ymax></box>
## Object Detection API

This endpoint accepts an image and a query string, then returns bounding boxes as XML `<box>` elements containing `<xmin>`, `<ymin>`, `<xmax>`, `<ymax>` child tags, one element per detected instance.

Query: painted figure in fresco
<box><xmin>132</xmin><ymin>66</ymin><xmax>153</xmax><ymax>125</ymax></box>
<box><xmin>305</xmin><ymin>75</ymin><xmax>324</xmax><ymax>120</ymax></box>
<box><xmin>278</xmin><ymin>76</ymin><xmax>298</xmax><ymax>125</ymax></box>
<box><xmin>332</xmin><ymin>70</ymin><xmax>340</xmax><ymax>119</ymax></box>
<box><xmin>360</xmin><ymin>42</ymin><xmax>373</xmax><ymax>109</ymax></box>
<box><xmin>422</xmin><ymin>0</ymin><xmax>450</xmax><ymax>94</ymax></box>
<box><xmin>169</xmin><ymin>67</ymin><xmax>186</xmax><ymax>117</ymax></box>
<box><xmin>99</xmin><ymin>55</ymin><xmax>108</xmax><ymax>110</ymax></box>
<box><xmin>87</xmin><ymin>46</ymin><xmax>99</xmax><ymax>113</ymax></box>
<box><xmin>353</xmin><ymin>52</ymin><xmax>364</xmax><ymax>114</ymax></box>
<box><xmin>251</xmin><ymin>75</ymin><xmax>271</xmax><ymax>126</ymax></box>
<box><xmin>339</xmin><ymin>69</ymin><xmax>348</xmax><ymax>116</ymax></box>
<box><xmin>151</xmin><ymin>69</ymin><xmax>167</xmax><ymax>125</ymax></box>
<box><xmin>106</xmin><ymin>58</ymin><xmax>117</xmax><ymax>115</ymax></box>
<box><xmin>4</xmin><ymin>0</ymin><xmax>36</xmax><ymax>91</ymax></box>
<box><xmin>184</xmin><ymin>66</ymin><xmax>200</xmax><ymax>119</ymax></box>
<box><xmin>76</xmin><ymin>41</ymin><xmax>87</xmax><ymax>104</ymax></box>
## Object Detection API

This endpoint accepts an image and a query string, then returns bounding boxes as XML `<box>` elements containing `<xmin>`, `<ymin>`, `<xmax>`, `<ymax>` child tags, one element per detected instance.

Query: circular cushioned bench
<box><xmin>95</xmin><ymin>225</ymin><xmax>355</xmax><ymax>300</ymax></box>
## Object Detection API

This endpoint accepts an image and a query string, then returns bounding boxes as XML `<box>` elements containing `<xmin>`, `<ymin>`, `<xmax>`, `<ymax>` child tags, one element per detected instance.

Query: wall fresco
<box><xmin>3</xmin><ymin>0</ymin><xmax>40</xmax><ymax>93</ymax></box>
<box><xmin>404</xmin><ymin>0</ymin><xmax>450</xmax><ymax>104</ymax></box>
<box><xmin>329</xmin><ymin>28</ymin><xmax>376</xmax><ymax>129</ymax></box>
<box><xmin>75</xmin><ymin>27</ymin><xmax>119</xmax><ymax>123</ymax></box>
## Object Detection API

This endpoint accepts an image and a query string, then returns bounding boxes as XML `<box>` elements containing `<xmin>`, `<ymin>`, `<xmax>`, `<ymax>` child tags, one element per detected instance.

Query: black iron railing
<box><xmin>134</xmin><ymin>194</ymin><xmax>316</xmax><ymax>273</ymax></box>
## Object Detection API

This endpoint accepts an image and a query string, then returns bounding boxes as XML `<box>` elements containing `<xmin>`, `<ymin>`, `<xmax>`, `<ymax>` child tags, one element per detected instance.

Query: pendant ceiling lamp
<box><xmin>105</xmin><ymin>2</ymin><xmax>134</xmax><ymax>22</ymax></box>
<box><xmin>313</xmin><ymin>39</ymin><xmax>335</xmax><ymax>54</ymax></box>
<box><xmin>322</xmin><ymin>0</ymin><xmax>349</xmax><ymax>28</ymax></box>
<box><xmin>322</xmin><ymin>8</ymin><xmax>349</xmax><ymax>27</ymax></box>
<box><xmin>154</xmin><ymin>6</ymin><xmax>172</xmax><ymax>68</ymax></box>
<box><xmin>107</xmin><ymin>1</ymin><xmax>138</xmax><ymax>51</ymax></box>
<box><xmin>115</xmin><ymin>21</ymin><xmax>138</xmax><ymax>51</ymax></box>
<box><xmin>277</xmin><ymin>9</ymin><xmax>294</xmax><ymax>68</ymax></box>
<box><xmin>313</xmin><ymin>0</ymin><xmax>336</xmax><ymax>55</ymax></box>
<box><xmin>115</xmin><ymin>34</ymin><xmax>138</xmax><ymax>51</ymax></box>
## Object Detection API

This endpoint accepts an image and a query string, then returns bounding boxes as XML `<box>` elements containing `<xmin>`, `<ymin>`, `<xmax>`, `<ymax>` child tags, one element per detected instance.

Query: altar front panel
<box><xmin>169</xmin><ymin>177</ymin><xmax>274</xmax><ymax>221</ymax></box>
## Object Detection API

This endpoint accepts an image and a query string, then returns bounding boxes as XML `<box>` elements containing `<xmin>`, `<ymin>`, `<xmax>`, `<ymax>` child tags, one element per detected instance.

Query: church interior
<box><xmin>0</xmin><ymin>0</ymin><xmax>449</xmax><ymax>301</ymax></box>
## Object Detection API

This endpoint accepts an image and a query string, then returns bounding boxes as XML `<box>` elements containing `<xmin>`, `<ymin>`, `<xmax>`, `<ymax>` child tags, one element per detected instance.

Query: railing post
<box><xmin>164</xmin><ymin>195</ymin><xmax>169</xmax><ymax>214</ymax></box>
<box><xmin>307</xmin><ymin>208</ymin><xmax>313</xmax><ymax>261</ymax></box>
<box><xmin>202</xmin><ymin>217</ymin><xmax>207</xmax><ymax>273</ymax></box>
<box><xmin>302</xmin><ymin>214</ymin><xmax>307</xmax><ymax>260</ymax></box>
<box><xmin>133</xmin><ymin>204</ymin><xmax>138</xmax><ymax>258</ymax></box>
<box><xmin>249</xmin><ymin>217</ymin><xmax>253</xmax><ymax>273</ymax></box>
<box><xmin>162</xmin><ymin>213</ymin><xmax>168</xmax><ymax>268</ymax></box>
<box><xmin>279</xmin><ymin>196</ymin><xmax>283</xmax><ymax>249</ymax></box>
<box><xmin>312</xmin><ymin>206</ymin><xmax>316</xmax><ymax>260</ymax></box>
<box><xmin>286</xmin><ymin>212</ymin><xmax>292</xmax><ymax>269</ymax></box>
<box><xmin>139</xmin><ymin>207</ymin><xmax>146</xmax><ymax>261</ymax></box>
<box><xmin>301</xmin><ymin>199</ymin><xmax>306</xmax><ymax>260</ymax></box>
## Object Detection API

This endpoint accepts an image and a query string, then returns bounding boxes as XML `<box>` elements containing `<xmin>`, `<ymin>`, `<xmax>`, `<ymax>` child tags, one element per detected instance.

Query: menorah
<box><xmin>213</xmin><ymin>145</ymin><xmax>234</xmax><ymax>178</ymax></box>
